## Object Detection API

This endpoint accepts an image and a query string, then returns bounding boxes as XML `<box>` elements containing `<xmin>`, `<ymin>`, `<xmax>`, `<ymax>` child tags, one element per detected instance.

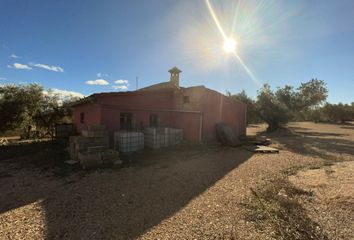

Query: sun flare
<box><xmin>223</xmin><ymin>38</ymin><xmax>237</xmax><ymax>53</ymax></box>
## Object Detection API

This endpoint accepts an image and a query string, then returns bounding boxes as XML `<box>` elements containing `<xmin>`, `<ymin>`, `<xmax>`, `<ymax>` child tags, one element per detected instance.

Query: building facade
<box><xmin>72</xmin><ymin>67</ymin><xmax>246</xmax><ymax>142</ymax></box>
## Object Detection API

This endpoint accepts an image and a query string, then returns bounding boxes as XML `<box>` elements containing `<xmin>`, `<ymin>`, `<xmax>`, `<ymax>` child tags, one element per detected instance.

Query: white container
<box><xmin>114</xmin><ymin>131</ymin><xmax>144</xmax><ymax>153</ymax></box>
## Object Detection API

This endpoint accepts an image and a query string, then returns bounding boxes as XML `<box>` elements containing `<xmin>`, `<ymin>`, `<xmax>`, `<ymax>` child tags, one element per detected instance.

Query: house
<box><xmin>71</xmin><ymin>67</ymin><xmax>246</xmax><ymax>142</ymax></box>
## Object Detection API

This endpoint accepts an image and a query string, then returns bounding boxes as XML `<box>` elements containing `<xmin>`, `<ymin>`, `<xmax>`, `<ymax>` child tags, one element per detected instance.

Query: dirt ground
<box><xmin>0</xmin><ymin>122</ymin><xmax>353</xmax><ymax>239</ymax></box>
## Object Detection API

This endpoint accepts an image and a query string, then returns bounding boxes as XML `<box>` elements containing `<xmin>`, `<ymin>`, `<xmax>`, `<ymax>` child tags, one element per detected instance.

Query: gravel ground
<box><xmin>289</xmin><ymin>161</ymin><xmax>354</xmax><ymax>239</ymax></box>
<box><xmin>0</xmin><ymin>122</ymin><xmax>353</xmax><ymax>239</ymax></box>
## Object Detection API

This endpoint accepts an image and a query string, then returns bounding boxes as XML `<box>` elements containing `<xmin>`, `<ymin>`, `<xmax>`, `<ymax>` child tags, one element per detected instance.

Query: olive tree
<box><xmin>256</xmin><ymin>79</ymin><xmax>327</xmax><ymax>131</ymax></box>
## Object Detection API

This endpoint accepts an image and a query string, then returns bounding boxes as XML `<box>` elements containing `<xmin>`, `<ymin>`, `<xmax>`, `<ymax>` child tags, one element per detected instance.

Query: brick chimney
<box><xmin>168</xmin><ymin>67</ymin><xmax>182</xmax><ymax>86</ymax></box>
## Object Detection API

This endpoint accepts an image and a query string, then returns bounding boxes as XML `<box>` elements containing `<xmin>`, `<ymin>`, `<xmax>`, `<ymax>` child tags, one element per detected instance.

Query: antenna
<box><xmin>136</xmin><ymin>76</ymin><xmax>138</xmax><ymax>90</ymax></box>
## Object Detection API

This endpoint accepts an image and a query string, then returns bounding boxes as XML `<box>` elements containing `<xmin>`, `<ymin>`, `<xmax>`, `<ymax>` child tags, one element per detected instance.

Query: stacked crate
<box><xmin>68</xmin><ymin>125</ymin><xmax>120</xmax><ymax>169</ymax></box>
<box><xmin>144</xmin><ymin>127</ymin><xmax>183</xmax><ymax>149</ymax></box>
<box><xmin>114</xmin><ymin>131</ymin><xmax>144</xmax><ymax>153</ymax></box>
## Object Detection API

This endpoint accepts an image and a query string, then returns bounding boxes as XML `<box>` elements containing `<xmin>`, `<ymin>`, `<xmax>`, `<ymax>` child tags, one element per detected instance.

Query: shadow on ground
<box><xmin>264</xmin><ymin>126</ymin><xmax>354</xmax><ymax>160</ymax></box>
<box><xmin>0</xmin><ymin>144</ymin><xmax>252</xmax><ymax>239</ymax></box>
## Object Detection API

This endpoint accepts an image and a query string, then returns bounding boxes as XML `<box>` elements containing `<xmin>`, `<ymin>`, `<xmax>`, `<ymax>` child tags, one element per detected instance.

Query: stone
<box><xmin>78</xmin><ymin>152</ymin><xmax>102</xmax><ymax>169</ymax></box>
<box><xmin>215</xmin><ymin>123</ymin><xmax>241</xmax><ymax>147</ymax></box>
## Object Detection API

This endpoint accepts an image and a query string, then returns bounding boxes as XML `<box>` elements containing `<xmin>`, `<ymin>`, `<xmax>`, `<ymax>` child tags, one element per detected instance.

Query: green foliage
<box><xmin>0</xmin><ymin>84</ymin><xmax>44</xmax><ymax>135</ymax></box>
<box><xmin>0</xmin><ymin>84</ymin><xmax>79</xmax><ymax>138</ymax></box>
<box><xmin>256</xmin><ymin>84</ymin><xmax>293</xmax><ymax>131</ymax></box>
<box><xmin>256</xmin><ymin>79</ymin><xmax>327</xmax><ymax>131</ymax></box>
<box><xmin>227</xmin><ymin>90</ymin><xmax>261</xmax><ymax>124</ymax></box>
<box><xmin>322</xmin><ymin>102</ymin><xmax>354</xmax><ymax>123</ymax></box>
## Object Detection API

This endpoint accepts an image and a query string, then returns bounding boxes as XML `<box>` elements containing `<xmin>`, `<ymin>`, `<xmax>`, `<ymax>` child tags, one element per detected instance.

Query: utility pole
<box><xmin>136</xmin><ymin>76</ymin><xmax>138</xmax><ymax>90</ymax></box>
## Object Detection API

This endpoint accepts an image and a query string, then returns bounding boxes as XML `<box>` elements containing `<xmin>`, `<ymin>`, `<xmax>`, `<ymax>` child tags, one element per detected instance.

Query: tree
<box><xmin>255</xmin><ymin>84</ymin><xmax>293</xmax><ymax>131</ymax></box>
<box><xmin>0</xmin><ymin>84</ymin><xmax>44</xmax><ymax>136</ymax></box>
<box><xmin>33</xmin><ymin>90</ymin><xmax>75</xmax><ymax>138</ymax></box>
<box><xmin>0</xmin><ymin>84</ymin><xmax>79</xmax><ymax>138</ymax></box>
<box><xmin>322</xmin><ymin>102</ymin><xmax>353</xmax><ymax>123</ymax></box>
<box><xmin>256</xmin><ymin>79</ymin><xmax>327</xmax><ymax>131</ymax></box>
<box><xmin>227</xmin><ymin>90</ymin><xmax>260</xmax><ymax>124</ymax></box>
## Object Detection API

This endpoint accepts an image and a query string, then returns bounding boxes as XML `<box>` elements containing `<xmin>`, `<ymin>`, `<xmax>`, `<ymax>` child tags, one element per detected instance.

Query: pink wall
<box><xmin>73</xmin><ymin>104</ymin><xmax>101</xmax><ymax>132</ymax></box>
<box><xmin>72</xmin><ymin>88</ymin><xmax>246</xmax><ymax>142</ymax></box>
<box><xmin>178</xmin><ymin>87</ymin><xmax>246</xmax><ymax>141</ymax></box>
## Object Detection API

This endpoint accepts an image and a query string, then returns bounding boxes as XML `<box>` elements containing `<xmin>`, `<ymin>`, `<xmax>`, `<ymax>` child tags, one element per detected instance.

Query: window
<box><xmin>183</xmin><ymin>96</ymin><xmax>190</xmax><ymax>104</ymax></box>
<box><xmin>149</xmin><ymin>114</ymin><xmax>159</xmax><ymax>127</ymax></box>
<box><xmin>80</xmin><ymin>112</ymin><xmax>85</xmax><ymax>123</ymax></box>
<box><xmin>120</xmin><ymin>112</ymin><xmax>133</xmax><ymax>130</ymax></box>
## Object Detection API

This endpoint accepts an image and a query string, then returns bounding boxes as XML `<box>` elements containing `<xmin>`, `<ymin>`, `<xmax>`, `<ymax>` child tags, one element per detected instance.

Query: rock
<box><xmin>215</xmin><ymin>123</ymin><xmax>241</xmax><ymax>147</ymax></box>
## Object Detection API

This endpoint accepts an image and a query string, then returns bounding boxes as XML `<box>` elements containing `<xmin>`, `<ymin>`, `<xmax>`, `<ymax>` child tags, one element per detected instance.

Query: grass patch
<box><xmin>242</xmin><ymin>177</ymin><xmax>328</xmax><ymax>240</ymax></box>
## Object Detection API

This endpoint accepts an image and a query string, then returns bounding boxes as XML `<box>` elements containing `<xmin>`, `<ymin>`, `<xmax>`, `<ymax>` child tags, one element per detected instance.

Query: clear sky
<box><xmin>0</xmin><ymin>0</ymin><xmax>353</xmax><ymax>103</ymax></box>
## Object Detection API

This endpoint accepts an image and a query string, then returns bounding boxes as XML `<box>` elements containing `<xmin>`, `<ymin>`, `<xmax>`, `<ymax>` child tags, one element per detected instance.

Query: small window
<box><xmin>120</xmin><ymin>112</ymin><xmax>133</xmax><ymax>130</ymax></box>
<box><xmin>183</xmin><ymin>96</ymin><xmax>190</xmax><ymax>104</ymax></box>
<box><xmin>149</xmin><ymin>114</ymin><xmax>159</xmax><ymax>127</ymax></box>
<box><xmin>80</xmin><ymin>112</ymin><xmax>85</xmax><ymax>123</ymax></box>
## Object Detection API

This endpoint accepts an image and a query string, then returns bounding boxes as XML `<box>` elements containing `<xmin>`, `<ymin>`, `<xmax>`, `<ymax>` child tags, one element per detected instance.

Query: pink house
<box><xmin>71</xmin><ymin>67</ymin><xmax>246</xmax><ymax>142</ymax></box>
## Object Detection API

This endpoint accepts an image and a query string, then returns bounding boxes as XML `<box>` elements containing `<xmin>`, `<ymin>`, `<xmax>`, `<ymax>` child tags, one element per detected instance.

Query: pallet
<box><xmin>254</xmin><ymin>145</ymin><xmax>279</xmax><ymax>153</ymax></box>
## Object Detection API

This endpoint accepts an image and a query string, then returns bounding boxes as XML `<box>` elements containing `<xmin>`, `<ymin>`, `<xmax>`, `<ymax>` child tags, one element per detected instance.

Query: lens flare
<box><xmin>205</xmin><ymin>0</ymin><xmax>262</xmax><ymax>87</ymax></box>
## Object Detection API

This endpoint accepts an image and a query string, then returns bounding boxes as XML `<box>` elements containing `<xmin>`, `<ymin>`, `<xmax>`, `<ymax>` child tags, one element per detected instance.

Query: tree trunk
<box><xmin>266</xmin><ymin>121</ymin><xmax>279</xmax><ymax>132</ymax></box>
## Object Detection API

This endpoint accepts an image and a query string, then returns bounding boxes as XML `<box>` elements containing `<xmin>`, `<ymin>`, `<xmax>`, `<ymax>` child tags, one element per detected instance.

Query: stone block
<box><xmin>101</xmin><ymin>149</ymin><xmax>119</xmax><ymax>160</ymax></box>
<box><xmin>78</xmin><ymin>152</ymin><xmax>102</xmax><ymax>169</ymax></box>
<box><xmin>87</xmin><ymin>146</ymin><xmax>106</xmax><ymax>154</ymax></box>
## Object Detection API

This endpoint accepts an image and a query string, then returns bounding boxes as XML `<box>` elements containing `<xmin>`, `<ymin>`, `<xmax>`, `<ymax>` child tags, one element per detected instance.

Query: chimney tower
<box><xmin>168</xmin><ymin>66</ymin><xmax>182</xmax><ymax>86</ymax></box>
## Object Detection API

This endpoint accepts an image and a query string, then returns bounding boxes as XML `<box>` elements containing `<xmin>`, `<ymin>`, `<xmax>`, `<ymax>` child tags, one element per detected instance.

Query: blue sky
<box><xmin>0</xmin><ymin>0</ymin><xmax>353</xmax><ymax>103</ymax></box>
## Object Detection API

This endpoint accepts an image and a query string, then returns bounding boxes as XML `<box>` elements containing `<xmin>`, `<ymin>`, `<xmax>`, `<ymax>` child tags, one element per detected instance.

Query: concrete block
<box><xmin>101</xmin><ymin>149</ymin><xmax>119</xmax><ymax>161</ymax></box>
<box><xmin>87</xmin><ymin>146</ymin><xmax>106</xmax><ymax>154</ymax></box>
<box><xmin>78</xmin><ymin>152</ymin><xmax>102</xmax><ymax>169</ymax></box>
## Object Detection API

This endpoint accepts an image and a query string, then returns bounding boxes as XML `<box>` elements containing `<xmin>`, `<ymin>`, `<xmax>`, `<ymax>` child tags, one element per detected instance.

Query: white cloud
<box><xmin>0</xmin><ymin>77</ymin><xmax>7</xmax><ymax>80</ymax></box>
<box><xmin>31</xmin><ymin>63</ymin><xmax>64</xmax><ymax>72</ymax></box>
<box><xmin>43</xmin><ymin>88</ymin><xmax>84</xmax><ymax>105</ymax></box>
<box><xmin>10</xmin><ymin>54</ymin><xmax>20</xmax><ymax>59</ymax></box>
<box><xmin>86</xmin><ymin>79</ymin><xmax>109</xmax><ymax>85</ymax></box>
<box><xmin>8</xmin><ymin>63</ymin><xmax>32</xmax><ymax>70</ymax></box>
<box><xmin>96</xmin><ymin>73</ymin><xmax>109</xmax><ymax>78</ymax></box>
<box><xmin>112</xmin><ymin>85</ymin><xmax>128</xmax><ymax>90</ymax></box>
<box><xmin>44</xmin><ymin>88</ymin><xmax>85</xmax><ymax>99</ymax></box>
<box><xmin>114</xmin><ymin>79</ymin><xmax>129</xmax><ymax>84</ymax></box>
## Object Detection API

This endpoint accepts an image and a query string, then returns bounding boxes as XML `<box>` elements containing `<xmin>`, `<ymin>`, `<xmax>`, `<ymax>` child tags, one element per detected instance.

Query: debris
<box><xmin>254</xmin><ymin>145</ymin><xmax>279</xmax><ymax>153</ymax></box>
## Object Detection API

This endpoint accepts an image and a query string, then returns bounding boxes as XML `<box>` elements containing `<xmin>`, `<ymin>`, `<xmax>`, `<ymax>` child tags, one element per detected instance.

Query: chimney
<box><xmin>168</xmin><ymin>67</ymin><xmax>182</xmax><ymax>86</ymax></box>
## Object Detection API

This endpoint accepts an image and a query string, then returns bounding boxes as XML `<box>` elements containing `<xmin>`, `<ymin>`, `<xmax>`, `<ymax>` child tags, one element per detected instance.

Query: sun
<box><xmin>223</xmin><ymin>38</ymin><xmax>237</xmax><ymax>53</ymax></box>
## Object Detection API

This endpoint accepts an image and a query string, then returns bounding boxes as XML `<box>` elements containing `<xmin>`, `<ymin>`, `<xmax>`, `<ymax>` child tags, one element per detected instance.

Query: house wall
<box><xmin>177</xmin><ymin>87</ymin><xmax>246</xmax><ymax>141</ymax></box>
<box><xmin>73</xmin><ymin>104</ymin><xmax>101</xmax><ymax>132</ymax></box>
<box><xmin>73</xmin><ymin>87</ymin><xmax>246</xmax><ymax>142</ymax></box>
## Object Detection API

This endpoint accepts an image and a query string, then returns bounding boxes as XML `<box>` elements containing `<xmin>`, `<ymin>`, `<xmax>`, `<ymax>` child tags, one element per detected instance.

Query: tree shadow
<box><xmin>264</xmin><ymin>128</ymin><xmax>354</xmax><ymax>159</ymax></box>
<box><xmin>341</xmin><ymin>126</ymin><xmax>354</xmax><ymax>130</ymax></box>
<box><xmin>0</xmin><ymin>144</ymin><xmax>253</xmax><ymax>239</ymax></box>
<box><xmin>296</xmin><ymin>131</ymin><xmax>348</xmax><ymax>137</ymax></box>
